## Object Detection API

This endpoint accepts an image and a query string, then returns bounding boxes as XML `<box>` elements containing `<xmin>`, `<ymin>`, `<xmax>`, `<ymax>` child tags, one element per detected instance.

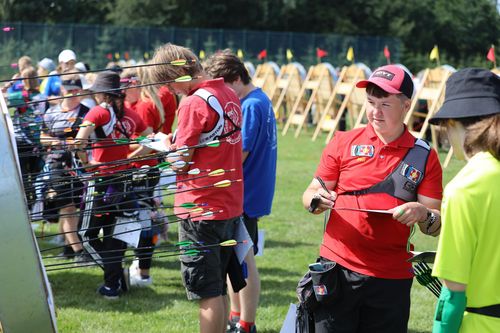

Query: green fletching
<box><xmin>183</xmin><ymin>249</ymin><xmax>200</xmax><ymax>256</ymax></box>
<box><xmin>179</xmin><ymin>202</ymin><xmax>197</xmax><ymax>209</ymax></box>
<box><xmin>175</xmin><ymin>241</ymin><xmax>194</xmax><ymax>247</ymax></box>
<box><xmin>206</xmin><ymin>140</ymin><xmax>220</xmax><ymax>147</ymax></box>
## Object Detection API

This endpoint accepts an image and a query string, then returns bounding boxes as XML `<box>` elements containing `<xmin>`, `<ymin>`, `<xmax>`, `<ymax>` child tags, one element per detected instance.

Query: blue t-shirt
<box><xmin>43</xmin><ymin>73</ymin><xmax>61</xmax><ymax>97</ymax></box>
<box><xmin>241</xmin><ymin>87</ymin><xmax>277</xmax><ymax>218</ymax></box>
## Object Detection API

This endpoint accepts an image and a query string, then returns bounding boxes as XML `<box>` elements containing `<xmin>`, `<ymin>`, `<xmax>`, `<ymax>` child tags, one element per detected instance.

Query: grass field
<box><xmin>39</xmin><ymin>129</ymin><xmax>466</xmax><ymax>333</ymax></box>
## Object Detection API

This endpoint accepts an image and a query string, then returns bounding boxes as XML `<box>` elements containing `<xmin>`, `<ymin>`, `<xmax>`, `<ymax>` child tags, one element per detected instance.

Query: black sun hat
<box><xmin>430</xmin><ymin>68</ymin><xmax>500</xmax><ymax>125</ymax></box>
<box><xmin>88</xmin><ymin>70</ymin><xmax>123</xmax><ymax>96</ymax></box>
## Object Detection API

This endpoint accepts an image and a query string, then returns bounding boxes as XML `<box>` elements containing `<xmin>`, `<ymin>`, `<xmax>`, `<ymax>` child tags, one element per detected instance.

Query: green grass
<box><xmin>39</xmin><ymin>129</ymin><xmax>466</xmax><ymax>333</ymax></box>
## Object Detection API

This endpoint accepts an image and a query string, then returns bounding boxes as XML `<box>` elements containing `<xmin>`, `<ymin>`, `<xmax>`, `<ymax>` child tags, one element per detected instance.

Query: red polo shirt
<box><xmin>174</xmin><ymin>78</ymin><xmax>243</xmax><ymax>221</ymax></box>
<box><xmin>315</xmin><ymin>124</ymin><xmax>442</xmax><ymax>278</ymax></box>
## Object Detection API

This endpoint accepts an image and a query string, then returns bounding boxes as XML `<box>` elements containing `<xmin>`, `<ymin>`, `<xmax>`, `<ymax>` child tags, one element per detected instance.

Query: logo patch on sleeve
<box><xmin>351</xmin><ymin>145</ymin><xmax>374</xmax><ymax>157</ymax></box>
<box><xmin>401</xmin><ymin>164</ymin><xmax>423</xmax><ymax>184</ymax></box>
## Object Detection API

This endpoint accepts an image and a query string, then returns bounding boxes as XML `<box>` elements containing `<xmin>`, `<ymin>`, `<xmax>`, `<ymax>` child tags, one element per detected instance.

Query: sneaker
<box><xmin>235</xmin><ymin>323</ymin><xmax>257</xmax><ymax>333</ymax></box>
<box><xmin>73</xmin><ymin>252</ymin><xmax>92</xmax><ymax>267</ymax></box>
<box><xmin>97</xmin><ymin>285</ymin><xmax>120</xmax><ymax>300</ymax></box>
<box><xmin>54</xmin><ymin>246</ymin><xmax>75</xmax><ymax>260</ymax></box>
<box><xmin>129</xmin><ymin>264</ymin><xmax>153</xmax><ymax>287</ymax></box>
<box><xmin>226</xmin><ymin>320</ymin><xmax>238</xmax><ymax>333</ymax></box>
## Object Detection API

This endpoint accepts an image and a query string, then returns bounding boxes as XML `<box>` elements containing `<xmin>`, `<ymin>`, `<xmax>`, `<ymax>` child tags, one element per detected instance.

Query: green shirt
<box><xmin>433</xmin><ymin>152</ymin><xmax>500</xmax><ymax>332</ymax></box>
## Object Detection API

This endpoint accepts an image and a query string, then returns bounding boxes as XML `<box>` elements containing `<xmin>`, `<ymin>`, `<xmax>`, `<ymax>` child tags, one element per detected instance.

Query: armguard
<box><xmin>433</xmin><ymin>286</ymin><xmax>466</xmax><ymax>333</ymax></box>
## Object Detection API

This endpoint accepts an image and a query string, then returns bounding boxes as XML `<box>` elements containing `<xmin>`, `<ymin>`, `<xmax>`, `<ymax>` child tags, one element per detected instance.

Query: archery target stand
<box><xmin>0</xmin><ymin>94</ymin><xmax>57</xmax><ymax>333</ymax></box>
<box><xmin>282</xmin><ymin>63</ymin><xmax>335</xmax><ymax>138</ymax></box>
<box><xmin>312</xmin><ymin>64</ymin><xmax>366</xmax><ymax>143</ymax></box>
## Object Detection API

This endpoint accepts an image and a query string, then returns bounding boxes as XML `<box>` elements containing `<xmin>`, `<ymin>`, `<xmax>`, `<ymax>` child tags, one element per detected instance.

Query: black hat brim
<box><xmin>430</xmin><ymin>96</ymin><xmax>500</xmax><ymax>125</ymax></box>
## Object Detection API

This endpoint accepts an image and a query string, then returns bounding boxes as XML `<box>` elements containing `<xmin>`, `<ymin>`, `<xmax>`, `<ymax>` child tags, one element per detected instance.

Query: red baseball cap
<box><xmin>356</xmin><ymin>64</ymin><xmax>414</xmax><ymax>99</ymax></box>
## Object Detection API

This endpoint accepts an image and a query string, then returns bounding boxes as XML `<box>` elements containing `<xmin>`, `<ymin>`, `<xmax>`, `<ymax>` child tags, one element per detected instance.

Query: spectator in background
<box><xmin>44</xmin><ymin>49</ymin><xmax>78</xmax><ymax>103</ymax></box>
<box><xmin>430</xmin><ymin>68</ymin><xmax>500</xmax><ymax>333</ymax></box>
<box><xmin>205</xmin><ymin>50</ymin><xmax>278</xmax><ymax>333</ymax></box>
<box><xmin>2</xmin><ymin>55</ymin><xmax>32</xmax><ymax>93</ymax></box>
<box><xmin>7</xmin><ymin>66</ymin><xmax>46</xmax><ymax>208</ymax></box>
<box><xmin>39</xmin><ymin>74</ymin><xmax>89</xmax><ymax>263</ymax></box>
<box><xmin>37</xmin><ymin>57</ymin><xmax>56</xmax><ymax>95</ymax></box>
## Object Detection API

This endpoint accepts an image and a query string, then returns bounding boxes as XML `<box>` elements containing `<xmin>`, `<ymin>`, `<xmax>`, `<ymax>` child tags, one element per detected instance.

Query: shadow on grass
<box><xmin>49</xmin><ymin>270</ymin><xmax>185</xmax><ymax>313</ymax></box>
<box><xmin>409</xmin><ymin>330</ymin><xmax>431</xmax><ymax>333</ymax></box>
<box><xmin>265</xmin><ymin>239</ymin><xmax>315</xmax><ymax>249</ymax></box>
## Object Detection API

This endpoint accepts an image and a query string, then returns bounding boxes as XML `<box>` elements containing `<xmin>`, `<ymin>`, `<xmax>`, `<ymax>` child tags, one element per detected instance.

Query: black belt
<box><xmin>466</xmin><ymin>304</ymin><xmax>500</xmax><ymax>318</ymax></box>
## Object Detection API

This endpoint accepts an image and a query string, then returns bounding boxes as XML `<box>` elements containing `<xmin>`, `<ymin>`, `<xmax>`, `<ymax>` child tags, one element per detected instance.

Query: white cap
<box><xmin>75</xmin><ymin>62</ymin><xmax>87</xmax><ymax>72</ymax></box>
<box><xmin>58</xmin><ymin>49</ymin><xmax>76</xmax><ymax>63</ymax></box>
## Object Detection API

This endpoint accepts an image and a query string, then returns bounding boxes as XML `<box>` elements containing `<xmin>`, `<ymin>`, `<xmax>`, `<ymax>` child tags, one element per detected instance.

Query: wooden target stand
<box><xmin>268</xmin><ymin>63</ymin><xmax>305</xmax><ymax>124</ymax></box>
<box><xmin>404</xmin><ymin>67</ymin><xmax>452</xmax><ymax>150</ymax></box>
<box><xmin>281</xmin><ymin>63</ymin><xmax>335</xmax><ymax>137</ymax></box>
<box><xmin>252</xmin><ymin>62</ymin><xmax>279</xmax><ymax>99</ymax></box>
<box><xmin>312</xmin><ymin>64</ymin><xmax>366</xmax><ymax>143</ymax></box>
<box><xmin>0</xmin><ymin>95</ymin><xmax>58</xmax><ymax>333</ymax></box>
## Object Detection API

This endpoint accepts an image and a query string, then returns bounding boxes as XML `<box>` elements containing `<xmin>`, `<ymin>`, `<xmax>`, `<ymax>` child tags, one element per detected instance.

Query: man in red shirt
<box><xmin>302</xmin><ymin>64</ymin><xmax>443</xmax><ymax>332</ymax></box>
<box><xmin>147</xmin><ymin>43</ymin><xmax>244</xmax><ymax>333</ymax></box>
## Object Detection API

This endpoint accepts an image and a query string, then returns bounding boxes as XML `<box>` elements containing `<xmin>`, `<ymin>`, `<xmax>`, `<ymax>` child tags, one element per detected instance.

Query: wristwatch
<box><xmin>423</xmin><ymin>211</ymin><xmax>438</xmax><ymax>233</ymax></box>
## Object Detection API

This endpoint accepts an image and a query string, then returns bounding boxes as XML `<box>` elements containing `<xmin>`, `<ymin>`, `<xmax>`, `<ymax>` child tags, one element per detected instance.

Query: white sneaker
<box><xmin>129</xmin><ymin>259</ymin><xmax>153</xmax><ymax>287</ymax></box>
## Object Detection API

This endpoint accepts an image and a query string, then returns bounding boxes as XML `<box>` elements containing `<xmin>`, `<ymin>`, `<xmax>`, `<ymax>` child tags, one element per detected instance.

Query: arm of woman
<box><xmin>74</xmin><ymin>120</ymin><xmax>95</xmax><ymax>164</ymax></box>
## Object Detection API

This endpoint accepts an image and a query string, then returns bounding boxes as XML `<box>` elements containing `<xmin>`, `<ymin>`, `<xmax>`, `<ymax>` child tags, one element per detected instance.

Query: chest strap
<box><xmin>343</xmin><ymin>139</ymin><xmax>431</xmax><ymax>202</ymax></box>
<box><xmin>466</xmin><ymin>304</ymin><xmax>500</xmax><ymax>318</ymax></box>
<box><xmin>193</xmin><ymin>88</ymin><xmax>240</xmax><ymax>144</ymax></box>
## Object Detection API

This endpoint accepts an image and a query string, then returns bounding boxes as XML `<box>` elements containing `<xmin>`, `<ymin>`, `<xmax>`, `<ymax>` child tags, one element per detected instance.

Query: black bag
<box><xmin>296</xmin><ymin>302</ymin><xmax>315</xmax><ymax>333</ymax></box>
<box><xmin>296</xmin><ymin>270</ymin><xmax>318</xmax><ymax>312</ymax></box>
<box><xmin>310</xmin><ymin>259</ymin><xmax>341</xmax><ymax>304</ymax></box>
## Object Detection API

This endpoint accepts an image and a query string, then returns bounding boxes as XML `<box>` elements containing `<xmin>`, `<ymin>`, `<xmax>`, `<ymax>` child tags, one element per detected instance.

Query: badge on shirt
<box><xmin>401</xmin><ymin>163</ymin><xmax>423</xmax><ymax>184</ymax></box>
<box><xmin>351</xmin><ymin>145</ymin><xmax>374</xmax><ymax>157</ymax></box>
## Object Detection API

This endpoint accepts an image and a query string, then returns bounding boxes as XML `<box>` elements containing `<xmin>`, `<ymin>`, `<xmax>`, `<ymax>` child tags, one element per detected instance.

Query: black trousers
<box><xmin>78</xmin><ymin>177</ymin><xmax>128</xmax><ymax>289</ymax></box>
<box><xmin>314</xmin><ymin>262</ymin><xmax>413</xmax><ymax>333</ymax></box>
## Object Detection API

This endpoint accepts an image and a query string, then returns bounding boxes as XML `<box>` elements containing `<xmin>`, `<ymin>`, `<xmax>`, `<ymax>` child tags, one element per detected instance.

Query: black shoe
<box><xmin>97</xmin><ymin>284</ymin><xmax>120</xmax><ymax>300</ymax></box>
<box><xmin>73</xmin><ymin>252</ymin><xmax>92</xmax><ymax>267</ymax></box>
<box><xmin>55</xmin><ymin>246</ymin><xmax>75</xmax><ymax>260</ymax></box>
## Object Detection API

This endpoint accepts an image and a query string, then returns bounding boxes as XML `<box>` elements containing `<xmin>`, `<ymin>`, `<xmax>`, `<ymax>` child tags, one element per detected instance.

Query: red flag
<box><xmin>486</xmin><ymin>46</ymin><xmax>495</xmax><ymax>63</ymax></box>
<box><xmin>124</xmin><ymin>52</ymin><xmax>130</xmax><ymax>60</ymax></box>
<box><xmin>257</xmin><ymin>49</ymin><xmax>267</xmax><ymax>60</ymax></box>
<box><xmin>106</xmin><ymin>53</ymin><xmax>113</xmax><ymax>60</ymax></box>
<box><xmin>316</xmin><ymin>48</ymin><xmax>328</xmax><ymax>58</ymax></box>
<box><xmin>384</xmin><ymin>46</ymin><xmax>390</xmax><ymax>59</ymax></box>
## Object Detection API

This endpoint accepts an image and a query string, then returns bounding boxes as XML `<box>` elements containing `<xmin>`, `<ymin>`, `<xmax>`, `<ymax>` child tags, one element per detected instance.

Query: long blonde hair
<box><xmin>138</xmin><ymin>64</ymin><xmax>164</xmax><ymax>126</ymax></box>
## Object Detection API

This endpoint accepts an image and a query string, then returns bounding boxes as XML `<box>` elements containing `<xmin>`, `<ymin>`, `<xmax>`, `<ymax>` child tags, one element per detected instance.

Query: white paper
<box><xmin>280</xmin><ymin>303</ymin><xmax>297</xmax><ymax>333</ymax></box>
<box><xmin>256</xmin><ymin>229</ymin><xmax>265</xmax><ymax>256</ymax></box>
<box><xmin>234</xmin><ymin>218</ymin><xmax>253</xmax><ymax>264</ymax></box>
<box><xmin>141</xmin><ymin>132</ymin><xmax>170</xmax><ymax>152</ymax></box>
<box><xmin>113</xmin><ymin>218</ymin><xmax>141</xmax><ymax>248</ymax></box>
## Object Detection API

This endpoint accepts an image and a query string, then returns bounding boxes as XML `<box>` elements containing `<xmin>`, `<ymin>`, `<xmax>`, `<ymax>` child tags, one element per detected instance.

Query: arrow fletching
<box><xmin>170</xmin><ymin>59</ymin><xmax>188</xmax><ymax>66</ymax></box>
<box><xmin>205</xmin><ymin>140</ymin><xmax>220</xmax><ymax>148</ymax></box>
<box><xmin>174</xmin><ymin>75</ymin><xmax>193</xmax><ymax>83</ymax></box>
<box><xmin>179</xmin><ymin>202</ymin><xmax>197</xmax><ymax>209</ymax></box>
<box><xmin>208</xmin><ymin>168</ymin><xmax>225</xmax><ymax>177</ymax></box>
<box><xmin>220</xmin><ymin>239</ymin><xmax>237</xmax><ymax>247</ymax></box>
<box><xmin>187</xmin><ymin>168</ymin><xmax>200</xmax><ymax>175</ymax></box>
<box><xmin>214</xmin><ymin>179</ymin><xmax>231</xmax><ymax>188</ymax></box>
<box><xmin>183</xmin><ymin>249</ymin><xmax>201</xmax><ymax>256</ymax></box>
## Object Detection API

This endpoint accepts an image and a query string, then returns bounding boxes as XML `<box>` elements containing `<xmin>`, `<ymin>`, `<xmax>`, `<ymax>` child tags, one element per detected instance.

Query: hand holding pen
<box><xmin>309</xmin><ymin>176</ymin><xmax>337</xmax><ymax>213</ymax></box>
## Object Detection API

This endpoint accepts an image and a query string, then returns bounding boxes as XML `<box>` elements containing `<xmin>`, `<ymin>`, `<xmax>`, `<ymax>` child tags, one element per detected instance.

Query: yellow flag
<box><xmin>286</xmin><ymin>49</ymin><xmax>293</xmax><ymax>61</ymax></box>
<box><xmin>237</xmin><ymin>49</ymin><xmax>244</xmax><ymax>59</ymax></box>
<box><xmin>144</xmin><ymin>52</ymin><xmax>149</xmax><ymax>59</ymax></box>
<box><xmin>114</xmin><ymin>52</ymin><xmax>120</xmax><ymax>60</ymax></box>
<box><xmin>199</xmin><ymin>50</ymin><xmax>206</xmax><ymax>60</ymax></box>
<box><xmin>346</xmin><ymin>46</ymin><xmax>354</xmax><ymax>62</ymax></box>
<box><xmin>429</xmin><ymin>45</ymin><xmax>439</xmax><ymax>61</ymax></box>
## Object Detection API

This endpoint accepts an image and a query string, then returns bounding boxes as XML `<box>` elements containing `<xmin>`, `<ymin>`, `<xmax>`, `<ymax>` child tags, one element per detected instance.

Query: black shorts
<box><xmin>243</xmin><ymin>213</ymin><xmax>259</xmax><ymax>255</ymax></box>
<box><xmin>314</xmin><ymin>261</ymin><xmax>413</xmax><ymax>333</ymax></box>
<box><xmin>179</xmin><ymin>216</ymin><xmax>240</xmax><ymax>300</ymax></box>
